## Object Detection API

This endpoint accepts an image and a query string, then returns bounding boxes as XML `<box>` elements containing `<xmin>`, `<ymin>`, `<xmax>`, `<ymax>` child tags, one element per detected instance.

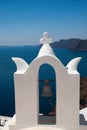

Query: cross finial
<box><xmin>40</xmin><ymin>32</ymin><xmax>52</xmax><ymax>44</ymax></box>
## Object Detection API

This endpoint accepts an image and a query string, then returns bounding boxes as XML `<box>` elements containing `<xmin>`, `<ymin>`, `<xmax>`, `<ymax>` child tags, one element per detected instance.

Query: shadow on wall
<box><xmin>80</xmin><ymin>114</ymin><xmax>87</xmax><ymax>125</ymax></box>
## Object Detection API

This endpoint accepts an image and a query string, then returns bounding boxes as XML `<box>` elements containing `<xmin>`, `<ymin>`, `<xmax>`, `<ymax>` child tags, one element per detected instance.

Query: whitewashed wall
<box><xmin>9</xmin><ymin>54</ymin><xmax>81</xmax><ymax>130</ymax></box>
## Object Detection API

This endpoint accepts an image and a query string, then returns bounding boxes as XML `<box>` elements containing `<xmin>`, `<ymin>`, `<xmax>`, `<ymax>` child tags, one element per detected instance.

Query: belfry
<box><xmin>3</xmin><ymin>32</ymin><xmax>87</xmax><ymax>130</ymax></box>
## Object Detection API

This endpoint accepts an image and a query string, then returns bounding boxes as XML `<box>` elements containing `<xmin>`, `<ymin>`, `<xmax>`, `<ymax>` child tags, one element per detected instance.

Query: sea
<box><xmin>0</xmin><ymin>46</ymin><xmax>87</xmax><ymax>117</ymax></box>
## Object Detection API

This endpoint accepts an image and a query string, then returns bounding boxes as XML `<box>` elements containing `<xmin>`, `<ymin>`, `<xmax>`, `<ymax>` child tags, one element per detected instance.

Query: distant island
<box><xmin>1</xmin><ymin>39</ymin><xmax>87</xmax><ymax>52</ymax></box>
<box><xmin>50</xmin><ymin>39</ymin><xmax>87</xmax><ymax>51</ymax></box>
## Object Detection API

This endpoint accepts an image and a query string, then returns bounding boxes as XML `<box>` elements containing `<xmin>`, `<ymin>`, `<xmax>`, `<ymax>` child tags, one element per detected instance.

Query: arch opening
<box><xmin>38</xmin><ymin>63</ymin><xmax>56</xmax><ymax>125</ymax></box>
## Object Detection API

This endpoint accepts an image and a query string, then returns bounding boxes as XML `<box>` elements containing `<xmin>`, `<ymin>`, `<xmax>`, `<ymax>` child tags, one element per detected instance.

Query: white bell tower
<box><xmin>7</xmin><ymin>32</ymin><xmax>87</xmax><ymax>130</ymax></box>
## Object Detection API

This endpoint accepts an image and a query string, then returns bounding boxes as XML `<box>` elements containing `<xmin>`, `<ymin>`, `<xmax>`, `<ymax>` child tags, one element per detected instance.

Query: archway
<box><xmin>38</xmin><ymin>63</ymin><xmax>56</xmax><ymax>124</ymax></box>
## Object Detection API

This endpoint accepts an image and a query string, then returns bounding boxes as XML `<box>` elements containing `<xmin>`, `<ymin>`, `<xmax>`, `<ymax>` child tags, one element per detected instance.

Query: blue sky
<box><xmin>0</xmin><ymin>0</ymin><xmax>87</xmax><ymax>45</ymax></box>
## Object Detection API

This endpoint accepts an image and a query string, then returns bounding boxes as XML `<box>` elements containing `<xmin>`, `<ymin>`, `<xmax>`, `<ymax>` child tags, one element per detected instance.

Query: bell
<box><xmin>41</xmin><ymin>80</ymin><xmax>53</xmax><ymax>97</ymax></box>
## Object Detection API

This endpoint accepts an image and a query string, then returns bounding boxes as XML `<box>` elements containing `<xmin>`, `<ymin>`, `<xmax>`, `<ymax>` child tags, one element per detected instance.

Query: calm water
<box><xmin>0</xmin><ymin>46</ymin><xmax>87</xmax><ymax>117</ymax></box>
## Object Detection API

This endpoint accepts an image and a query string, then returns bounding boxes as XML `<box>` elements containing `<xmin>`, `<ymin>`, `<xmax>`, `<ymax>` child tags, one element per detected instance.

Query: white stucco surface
<box><xmin>38</xmin><ymin>44</ymin><xmax>55</xmax><ymax>57</ymax></box>
<box><xmin>66</xmin><ymin>57</ymin><xmax>82</xmax><ymax>74</ymax></box>
<box><xmin>12</xmin><ymin>58</ymin><xmax>28</xmax><ymax>74</ymax></box>
<box><xmin>21</xmin><ymin>126</ymin><xmax>64</xmax><ymax>130</ymax></box>
<box><xmin>20</xmin><ymin>125</ymin><xmax>87</xmax><ymax>130</ymax></box>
